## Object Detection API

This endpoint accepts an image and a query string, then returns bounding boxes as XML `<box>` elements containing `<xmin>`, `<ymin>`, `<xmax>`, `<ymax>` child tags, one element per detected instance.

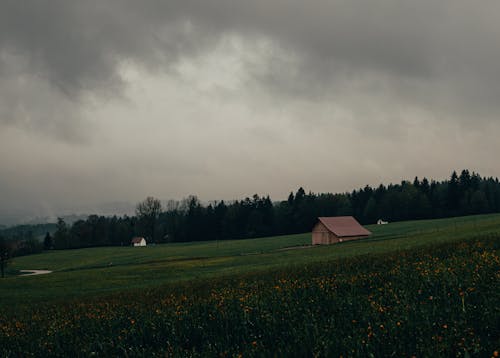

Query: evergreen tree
<box><xmin>362</xmin><ymin>197</ymin><xmax>377</xmax><ymax>224</ymax></box>
<box><xmin>471</xmin><ymin>190</ymin><xmax>489</xmax><ymax>214</ymax></box>
<box><xmin>53</xmin><ymin>218</ymin><xmax>70</xmax><ymax>249</ymax></box>
<box><xmin>420</xmin><ymin>177</ymin><xmax>430</xmax><ymax>195</ymax></box>
<box><xmin>0</xmin><ymin>236</ymin><xmax>11</xmax><ymax>278</ymax></box>
<box><xmin>447</xmin><ymin>171</ymin><xmax>460</xmax><ymax>213</ymax></box>
<box><xmin>43</xmin><ymin>232</ymin><xmax>53</xmax><ymax>250</ymax></box>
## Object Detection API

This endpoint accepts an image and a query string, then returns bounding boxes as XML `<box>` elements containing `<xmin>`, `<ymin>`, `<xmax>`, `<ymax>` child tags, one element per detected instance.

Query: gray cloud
<box><xmin>2</xmin><ymin>1</ymin><xmax>500</xmax><ymax>131</ymax></box>
<box><xmin>1</xmin><ymin>0</ymin><xmax>500</xmax><ymax>221</ymax></box>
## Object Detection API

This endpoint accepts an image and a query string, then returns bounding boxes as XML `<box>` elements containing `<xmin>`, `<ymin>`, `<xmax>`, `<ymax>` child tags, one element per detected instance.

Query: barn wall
<box><xmin>312</xmin><ymin>222</ymin><xmax>369</xmax><ymax>245</ymax></box>
<box><xmin>312</xmin><ymin>222</ymin><xmax>325</xmax><ymax>245</ymax></box>
<box><xmin>327</xmin><ymin>232</ymin><xmax>340</xmax><ymax>244</ymax></box>
<box><xmin>312</xmin><ymin>222</ymin><xmax>340</xmax><ymax>245</ymax></box>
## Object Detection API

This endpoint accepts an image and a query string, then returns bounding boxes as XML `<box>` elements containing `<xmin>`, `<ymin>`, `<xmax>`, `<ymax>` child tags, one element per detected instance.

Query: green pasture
<box><xmin>2</xmin><ymin>213</ymin><xmax>500</xmax><ymax>306</ymax></box>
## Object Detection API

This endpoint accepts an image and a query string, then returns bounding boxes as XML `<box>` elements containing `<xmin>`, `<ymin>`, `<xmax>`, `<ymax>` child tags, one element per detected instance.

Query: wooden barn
<box><xmin>312</xmin><ymin>216</ymin><xmax>371</xmax><ymax>245</ymax></box>
<box><xmin>131</xmin><ymin>237</ymin><xmax>147</xmax><ymax>247</ymax></box>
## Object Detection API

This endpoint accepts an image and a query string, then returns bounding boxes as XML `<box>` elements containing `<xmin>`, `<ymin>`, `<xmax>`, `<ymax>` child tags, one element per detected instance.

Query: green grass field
<box><xmin>1</xmin><ymin>214</ymin><xmax>499</xmax><ymax>356</ymax></box>
<box><xmin>2</xmin><ymin>213</ymin><xmax>500</xmax><ymax>305</ymax></box>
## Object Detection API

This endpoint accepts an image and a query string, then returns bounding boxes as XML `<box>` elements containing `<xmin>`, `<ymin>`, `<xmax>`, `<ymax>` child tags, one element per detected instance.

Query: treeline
<box><xmin>40</xmin><ymin>169</ymin><xmax>500</xmax><ymax>250</ymax></box>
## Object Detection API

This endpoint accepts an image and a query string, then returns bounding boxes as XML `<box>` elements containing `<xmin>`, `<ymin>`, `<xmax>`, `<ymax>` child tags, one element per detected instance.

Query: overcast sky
<box><xmin>1</xmin><ymin>1</ymin><xmax>500</xmax><ymax>221</ymax></box>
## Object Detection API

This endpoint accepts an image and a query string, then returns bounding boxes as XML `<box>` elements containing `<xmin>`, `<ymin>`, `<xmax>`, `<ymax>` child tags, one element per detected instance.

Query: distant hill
<box><xmin>0</xmin><ymin>223</ymin><xmax>57</xmax><ymax>241</ymax></box>
<box><xmin>0</xmin><ymin>201</ymin><xmax>136</xmax><ymax>227</ymax></box>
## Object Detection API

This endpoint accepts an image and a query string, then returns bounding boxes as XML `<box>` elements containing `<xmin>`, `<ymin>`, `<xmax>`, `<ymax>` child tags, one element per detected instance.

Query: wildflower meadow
<box><xmin>1</xmin><ymin>234</ymin><xmax>499</xmax><ymax>357</ymax></box>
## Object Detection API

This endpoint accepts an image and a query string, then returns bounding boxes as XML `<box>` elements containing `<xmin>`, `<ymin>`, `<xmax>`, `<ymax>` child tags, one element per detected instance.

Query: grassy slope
<box><xmin>1</xmin><ymin>213</ymin><xmax>500</xmax><ymax>306</ymax></box>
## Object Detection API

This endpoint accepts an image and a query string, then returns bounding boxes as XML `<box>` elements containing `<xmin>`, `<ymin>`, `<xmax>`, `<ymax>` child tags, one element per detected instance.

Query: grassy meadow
<box><xmin>1</xmin><ymin>214</ymin><xmax>499</xmax><ymax>356</ymax></box>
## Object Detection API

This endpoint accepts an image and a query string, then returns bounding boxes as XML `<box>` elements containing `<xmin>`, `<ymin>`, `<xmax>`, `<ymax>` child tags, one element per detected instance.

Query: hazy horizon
<box><xmin>2</xmin><ymin>169</ymin><xmax>494</xmax><ymax>227</ymax></box>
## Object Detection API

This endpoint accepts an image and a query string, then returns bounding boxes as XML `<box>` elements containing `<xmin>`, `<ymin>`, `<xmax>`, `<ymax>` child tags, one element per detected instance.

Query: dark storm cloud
<box><xmin>0</xmin><ymin>1</ymin><xmax>187</xmax><ymax>96</ymax></box>
<box><xmin>1</xmin><ymin>0</ymin><xmax>500</xmax><ymax>122</ymax></box>
<box><xmin>0</xmin><ymin>1</ymin><xmax>211</xmax><ymax>138</ymax></box>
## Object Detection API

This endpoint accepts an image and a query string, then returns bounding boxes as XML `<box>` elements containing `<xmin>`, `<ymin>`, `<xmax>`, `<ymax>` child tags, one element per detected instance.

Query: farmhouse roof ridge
<box><xmin>317</xmin><ymin>216</ymin><xmax>371</xmax><ymax>237</ymax></box>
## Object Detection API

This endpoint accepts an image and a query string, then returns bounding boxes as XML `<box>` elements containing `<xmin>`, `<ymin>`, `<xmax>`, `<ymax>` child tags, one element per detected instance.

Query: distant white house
<box><xmin>131</xmin><ymin>237</ymin><xmax>147</xmax><ymax>247</ymax></box>
<box><xmin>377</xmin><ymin>219</ymin><xmax>389</xmax><ymax>225</ymax></box>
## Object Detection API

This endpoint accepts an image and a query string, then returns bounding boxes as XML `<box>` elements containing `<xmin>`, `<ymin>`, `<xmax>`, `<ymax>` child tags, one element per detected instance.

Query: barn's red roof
<box><xmin>317</xmin><ymin>216</ymin><xmax>371</xmax><ymax>237</ymax></box>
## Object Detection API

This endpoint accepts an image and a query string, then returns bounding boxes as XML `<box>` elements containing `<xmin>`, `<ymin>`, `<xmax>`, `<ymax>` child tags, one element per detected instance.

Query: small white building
<box><xmin>131</xmin><ymin>237</ymin><xmax>147</xmax><ymax>247</ymax></box>
<box><xmin>377</xmin><ymin>219</ymin><xmax>389</xmax><ymax>225</ymax></box>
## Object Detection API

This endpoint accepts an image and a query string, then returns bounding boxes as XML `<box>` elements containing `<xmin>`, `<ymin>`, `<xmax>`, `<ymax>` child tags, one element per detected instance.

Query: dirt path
<box><xmin>19</xmin><ymin>270</ymin><xmax>53</xmax><ymax>276</ymax></box>
<box><xmin>275</xmin><ymin>245</ymin><xmax>314</xmax><ymax>251</ymax></box>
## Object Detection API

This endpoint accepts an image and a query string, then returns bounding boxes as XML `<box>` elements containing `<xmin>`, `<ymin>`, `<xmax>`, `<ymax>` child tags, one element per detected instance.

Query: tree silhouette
<box><xmin>43</xmin><ymin>232</ymin><xmax>53</xmax><ymax>250</ymax></box>
<box><xmin>136</xmin><ymin>197</ymin><xmax>162</xmax><ymax>244</ymax></box>
<box><xmin>0</xmin><ymin>236</ymin><xmax>12</xmax><ymax>278</ymax></box>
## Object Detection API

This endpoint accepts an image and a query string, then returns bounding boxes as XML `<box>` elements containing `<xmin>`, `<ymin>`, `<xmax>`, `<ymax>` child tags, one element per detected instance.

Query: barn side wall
<box><xmin>312</xmin><ymin>222</ymin><xmax>369</xmax><ymax>245</ymax></box>
<box><xmin>312</xmin><ymin>222</ymin><xmax>340</xmax><ymax>245</ymax></box>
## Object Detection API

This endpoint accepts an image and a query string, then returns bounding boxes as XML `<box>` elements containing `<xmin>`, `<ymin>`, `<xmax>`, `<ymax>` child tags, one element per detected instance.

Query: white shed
<box><xmin>131</xmin><ymin>237</ymin><xmax>147</xmax><ymax>247</ymax></box>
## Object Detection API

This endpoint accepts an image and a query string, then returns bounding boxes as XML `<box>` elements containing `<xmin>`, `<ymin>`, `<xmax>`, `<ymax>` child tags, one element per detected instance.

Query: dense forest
<box><xmin>2</xmin><ymin>170</ymin><xmax>500</xmax><ymax>252</ymax></box>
